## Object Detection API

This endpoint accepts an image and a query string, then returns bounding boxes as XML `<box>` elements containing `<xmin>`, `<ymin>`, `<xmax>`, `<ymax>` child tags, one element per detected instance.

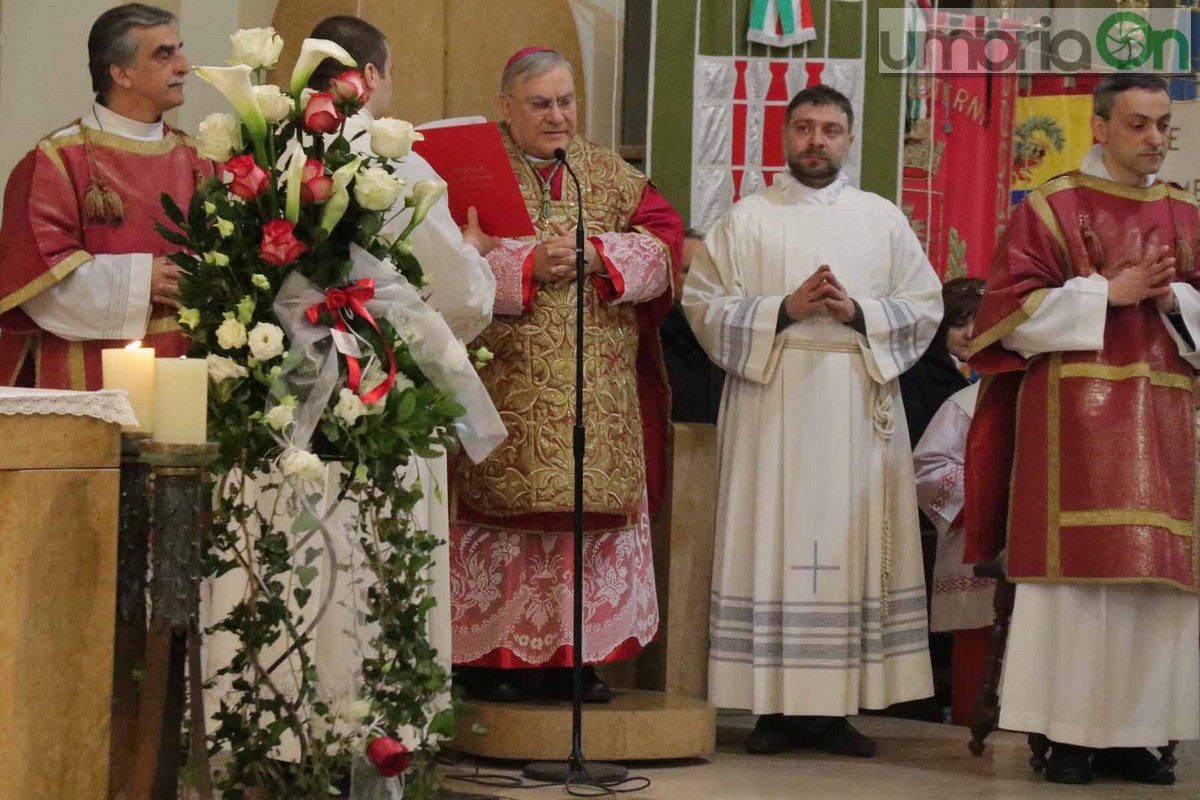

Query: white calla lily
<box><xmin>283</xmin><ymin>140</ymin><xmax>307</xmax><ymax>223</ymax></box>
<box><xmin>331</xmin><ymin>157</ymin><xmax>362</xmax><ymax>192</ymax></box>
<box><xmin>318</xmin><ymin>158</ymin><xmax>362</xmax><ymax>234</ymax></box>
<box><xmin>400</xmin><ymin>179</ymin><xmax>447</xmax><ymax>239</ymax></box>
<box><xmin>290</xmin><ymin>38</ymin><xmax>356</xmax><ymax>98</ymax></box>
<box><xmin>320</xmin><ymin>188</ymin><xmax>350</xmax><ymax>236</ymax></box>
<box><xmin>194</xmin><ymin>65</ymin><xmax>268</xmax><ymax>144</ymax></box>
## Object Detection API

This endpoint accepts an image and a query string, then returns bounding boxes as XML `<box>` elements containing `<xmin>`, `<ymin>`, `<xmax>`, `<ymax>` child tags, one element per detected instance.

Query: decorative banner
<box><xmin>901</xmin><ymin>72</ymin><xmax>1016</xmax><ymax>280</ymax></box>
<box><xmin>1159</xmin><ymin>99</ymin><xmax>1200</xmax><ymax>203</ymax></box>
<box><xmin>747</xmin><ymin>0</ymin><xmax>816</xmax><ymax>48</ymax></box>
<box><xmin>1010</xmin><ymin>92</ymin><xmax>1094</xmax><ymax>206</ymax></box>
<box><xmin>690</xmin><ymin>55</ymin><xmax>864</xmax><ymax>231</ymax></box>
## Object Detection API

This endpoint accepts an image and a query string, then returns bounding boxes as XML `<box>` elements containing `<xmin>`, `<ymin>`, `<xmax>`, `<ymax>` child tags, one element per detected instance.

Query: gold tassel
<box><xmin>83</xmin><ymin>180</ymin><xmax>123</xmax><ymax>226</ymax></box>
<box><xmin>1177</xmin><ymin>236</ymin><xmax>1195</xmax><ymax>276</ymax></box>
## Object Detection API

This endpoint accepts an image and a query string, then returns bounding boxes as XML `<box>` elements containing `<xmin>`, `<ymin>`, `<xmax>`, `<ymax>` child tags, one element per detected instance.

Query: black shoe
<box><xmin>1044</xmin><ymin>742</ymin><xmax>1093</xmax><ymax>785</ymax></box>
<box><xmin>1092</xmin><ymin>747</ymin><xmax>1176</xmax><ymax>785</ymax></box>
<box><xmin>745</xmin><ymin>714</ymin><xmax>794</xmax><ymax>755</ymax></box>
<box><xmin>455</xmin><ymin>666</ymin><xmax>524</xmax><ymax>703</ymax></box>
<box><xmin>801</xmin><ymin>717</ymin><xmax>877</xmax><ymax>758</ymax></box>
<box><xmin>544</xmin><ymin>666</ymin><xmax>615</xmax><ymax>703</ymax></box>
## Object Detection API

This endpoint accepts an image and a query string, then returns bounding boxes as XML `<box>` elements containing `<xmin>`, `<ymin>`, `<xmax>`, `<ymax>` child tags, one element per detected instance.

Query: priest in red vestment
<box><xmin>450</xmin><ymin>47</ymin><xmax>683</xmax><ymax>703</ymax></box>
<box><xmin>0</xmin><ymin>3</ymin><xmax>210</xmax><ymax>391</ymax></box>
<box><xmin>966</xmin><ymin>73</ymin><xmax>1200</xmax><ymax>786</ymax></box>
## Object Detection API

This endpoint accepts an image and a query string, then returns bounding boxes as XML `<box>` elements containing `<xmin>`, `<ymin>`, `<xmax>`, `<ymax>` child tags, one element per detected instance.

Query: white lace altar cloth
<box><xmin>0</xmin><ymin>387</ymin><xmax>137</xmax><ymax>427</ymax></box>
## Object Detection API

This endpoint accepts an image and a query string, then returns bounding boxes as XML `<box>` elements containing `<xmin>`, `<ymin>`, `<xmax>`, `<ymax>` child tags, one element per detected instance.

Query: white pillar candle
<box><xmin>101</xmin><ymin>342</ymin><xmax>155</xmax><ymax>434</ymax></box>
<box><xmin>152</xmin><ymin>357</ymin><xmax>208</xmax><ymax>444</ymax></box>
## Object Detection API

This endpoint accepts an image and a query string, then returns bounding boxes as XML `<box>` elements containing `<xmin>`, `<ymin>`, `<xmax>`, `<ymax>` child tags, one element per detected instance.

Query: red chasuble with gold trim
<box><xmin>965</xmin><ymin>172</ymin><xmax>1200</xmax><ymax>591</ymax></box>
<box><xmin>0</xmin><ymin>125</ymin><xmax>211</xmax><ymax>389</ymax></box>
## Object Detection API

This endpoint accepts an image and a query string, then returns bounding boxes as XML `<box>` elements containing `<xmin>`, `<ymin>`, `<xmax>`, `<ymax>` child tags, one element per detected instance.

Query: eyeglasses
<box><xmin>505</xmin><ymin>93</ymin><xmax>578</xmax><ymax>114</ymax></box>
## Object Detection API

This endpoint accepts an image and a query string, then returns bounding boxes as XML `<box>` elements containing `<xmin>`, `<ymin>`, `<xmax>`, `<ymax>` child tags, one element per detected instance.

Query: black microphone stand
<box><xmin>522</xmin><ymin>149</ymin><xmax>628</xmax><ymax>787</ymax></box>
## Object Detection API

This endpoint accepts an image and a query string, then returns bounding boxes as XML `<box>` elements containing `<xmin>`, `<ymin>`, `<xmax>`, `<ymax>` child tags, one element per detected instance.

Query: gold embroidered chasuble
<box><xmin>454</xmin><ymin>130</ymin><xmax>664</xmax><ymax>527</ymax></box>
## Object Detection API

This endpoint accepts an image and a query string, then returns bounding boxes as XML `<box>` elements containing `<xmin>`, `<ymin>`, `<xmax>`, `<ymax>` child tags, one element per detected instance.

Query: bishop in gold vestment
<box><xmin>449</xmin><ymin>48</ymin><xmax>682</xmax><ymax>700</ymax></box>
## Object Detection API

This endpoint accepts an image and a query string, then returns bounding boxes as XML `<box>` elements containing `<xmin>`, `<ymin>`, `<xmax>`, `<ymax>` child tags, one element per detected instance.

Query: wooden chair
<box><xmin>966</xmin><ymin>559</ymin><xmax>1177</xmax><ymax>772</ymax></box>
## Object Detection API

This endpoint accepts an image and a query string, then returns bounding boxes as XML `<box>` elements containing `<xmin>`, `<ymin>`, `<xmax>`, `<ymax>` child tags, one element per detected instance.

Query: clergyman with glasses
<box><xmin>448</xmin><ymin>46</ymin><xmax>684</xmax><ymax>705</ymax></box>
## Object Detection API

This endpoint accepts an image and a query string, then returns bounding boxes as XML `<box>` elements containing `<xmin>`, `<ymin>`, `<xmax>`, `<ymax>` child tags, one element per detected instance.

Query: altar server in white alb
<box><xmin>683</xmin><ymin>85</ymin><xmax>942</xmax><ymax>757</ymax></box>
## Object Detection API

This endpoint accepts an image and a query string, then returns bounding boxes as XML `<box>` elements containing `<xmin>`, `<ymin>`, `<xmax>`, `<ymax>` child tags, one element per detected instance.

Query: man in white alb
<box><xmin>683</xmin><ymin>85</ymin><xmax>942</xmax><ymax>757</ymax></box>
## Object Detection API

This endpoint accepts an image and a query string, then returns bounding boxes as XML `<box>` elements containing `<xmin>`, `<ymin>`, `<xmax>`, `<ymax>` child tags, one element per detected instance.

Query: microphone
<box><xmin>552</xmin><ymin>148</ymin><xmax>586</xmax><ymax>287</ymax></box>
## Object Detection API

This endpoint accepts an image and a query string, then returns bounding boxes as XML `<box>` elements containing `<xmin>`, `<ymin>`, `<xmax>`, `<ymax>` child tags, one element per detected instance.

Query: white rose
<box><xmin>280</xmin><ymin>448</ymin><xmax>325</xmax><ymax>482</ymax></box>
<box><xmin>247</xmin><ymin>322</ymin><xmax>285</xmax><ymax>361</ymax></box>
<box><xmin>229</xmin><ymin>27</ymin><xmax>284</xmax><ymax>70</ymax></box>
<box><xmin>206</xmin><ymin>354</ymin><xmax>248</xmax><ymax>383</ymax></box>
<box><xmin>367</xmin><ymin>118</ymin><xmax>424</xmax><ymax>159</ymax></box>
<box><xmin>333</xmin><ymin>388</ymin><xmax>368</xmax><ymax>426</ymax></box>
<box><xmin>359</xmin><ymin>365</ymin><xmax>391</xmax><ymax>413</ymax></box>
<box><xmin>353</xmin><ymin>166</ymin><xmax>404</xmax><ymax>211</ymax></box>
<box><xmin>216</xmin><ymin>318</ymin><xmax>248</xmax><ymax>350</ymax></box>
<box><xmin>262</xmin><ymin>402</ymin><xmax>295</xmax><ymax>431</ymax></box>
<box><xmin>198</xmin><ymin>112</ymin><xmax>243</xmax><ymax>161</ymax></box>
<box><xmin>339</xmin><ymin>698</ymin><xmax>373</xmax><ymax>723</ymax></box>
<box><xmin>252</xmin><ymin>84</ymin><xmax>292</xmax><ymax>123</ymax></box>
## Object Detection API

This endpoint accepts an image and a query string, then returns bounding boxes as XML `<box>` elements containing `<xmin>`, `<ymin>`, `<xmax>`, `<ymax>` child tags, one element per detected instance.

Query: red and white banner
<box><xmin>690</xmin><ymin>55</ymin><xmax>864</xmax><ymax>231</ymax></box>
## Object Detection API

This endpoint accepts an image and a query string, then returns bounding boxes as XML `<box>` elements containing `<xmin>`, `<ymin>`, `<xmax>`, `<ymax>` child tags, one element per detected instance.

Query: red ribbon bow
<box><xmin>305</xmin><ymin>278</ymin><xmax>396</xmax><ymax>404</ymax></box>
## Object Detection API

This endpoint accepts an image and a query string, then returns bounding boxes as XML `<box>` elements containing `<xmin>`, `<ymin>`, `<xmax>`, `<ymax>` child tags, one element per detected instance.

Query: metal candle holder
<box><xmin>118</xmin><ymin>439</ymin><xmax>218</xmax><ymax>800</ymax></box>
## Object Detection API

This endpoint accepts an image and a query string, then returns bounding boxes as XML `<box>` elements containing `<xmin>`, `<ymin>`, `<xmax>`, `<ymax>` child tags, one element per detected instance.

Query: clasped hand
<box><xmin>533</xmin><ymin>222</ymin><xmax>604</xmax><ymax>287</ymax></box>
<box><xmin>784</xmin><ymin>265</ymin><xmax>856</xmax><ymax>323</ymax></box>
<box><xmin>1102</xmin><ymin>231</ymin><xmax>1176</xmax><ymax>312</ymax></box>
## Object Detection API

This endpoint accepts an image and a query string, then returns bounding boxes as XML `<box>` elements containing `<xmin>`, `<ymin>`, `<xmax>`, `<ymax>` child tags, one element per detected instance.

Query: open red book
<box><xmin>412</xmin><ymin>118</ymin><xmax>535</xmax><ymax>238</ymax></box>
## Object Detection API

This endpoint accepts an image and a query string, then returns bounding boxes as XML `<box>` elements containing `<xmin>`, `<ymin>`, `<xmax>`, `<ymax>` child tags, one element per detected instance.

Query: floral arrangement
<box><xmin>161</xmin><ymin>27</ymin><xmax>487</xmax><ymax>799</ymax></box>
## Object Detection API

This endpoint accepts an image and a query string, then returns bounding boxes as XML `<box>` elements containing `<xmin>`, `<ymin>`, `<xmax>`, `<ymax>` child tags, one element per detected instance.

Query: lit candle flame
<box><xmin>125</xmin><ymin>340</ymin><xmax>143</xmax><ymax>350</ymax></box>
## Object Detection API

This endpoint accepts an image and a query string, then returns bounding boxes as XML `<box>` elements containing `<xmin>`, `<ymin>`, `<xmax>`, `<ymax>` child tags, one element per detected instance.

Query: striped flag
<box><xmin>747</xmin><ymin>0</ymin><xmax>817</xmax><ymax>48</ymax></box>
<box><xmin>690</xmin><ymin>55</ymin><xmax>864</xmax><ymax>231</ymax></box>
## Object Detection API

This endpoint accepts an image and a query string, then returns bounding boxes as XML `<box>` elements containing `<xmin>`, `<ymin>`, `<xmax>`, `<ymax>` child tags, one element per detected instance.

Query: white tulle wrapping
<box><xmin>272</xmin><ymin>244</ymin><xmax>505</xmax><ymax>463</ymax></box>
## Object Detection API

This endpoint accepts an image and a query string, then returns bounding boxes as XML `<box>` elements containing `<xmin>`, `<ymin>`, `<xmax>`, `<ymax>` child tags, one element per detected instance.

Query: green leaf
<box><xmin>161</xmin><ymin>192</ymin><xmax>186</xmax><ymax>228</ymax></box>
<box><xmin>394</xmin><ymin>391</ymin><xmax>417</xmax><ymax>422</ymax></box>
<box><xmin>358</xmin><ymin>212</ymin><xmax>383</xmax><ymax>242</ymax></box>
<box><xmin>291</xmin><ymin>510</ymin><xmax>320</xmax><ymax>534</ymax></box>
<box><xmin>155</xmin><ymin>224</ymin><xmax>190</xmax><ymax>248</ymax></box>
<box><xmin>304</xmin><ymin>546</ymin><xmax>323</xmax><ymax>566</ymax></box>
<box><xmin>428</xmin><ymin>707</ymin><xmax>456</xmax><ymax>738</ymax></box>
<box><xmin>296</xmin><ymin>565</ymin><xmax>319</xmax><ymax>588</ymax></box>
<box><xmin>187</xmin><ymin>190</ymin><xmax>206</xmax><ymax>232</ymax></box>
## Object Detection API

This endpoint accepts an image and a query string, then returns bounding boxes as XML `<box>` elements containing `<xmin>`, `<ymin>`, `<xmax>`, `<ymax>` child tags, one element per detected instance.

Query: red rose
<box><xmin>329</xmin><ymin>70</ymin><xmax>368</xmax><ymax>104</ymax></box>
<box><xmin>303</xmin><ymin>92</ymin><xmax>342</xmax><ymax>134</ymax></box>
<box><xmin>259</xmin><ymin>219</ymin><xmax>307</xmax><ymax>266</ymax></box>
<box><xmin>366</xmin><ymin>737</ymin><xmax>410</xmax><ymax>778</ymax></box>
<box><xmin>224</xmin><ymin>154</ymin><xmax>269</xmax><ymax>201</ymax></box>
<box><xmin>300</xmin><ymin>159</ymin><xmax>334</xmax><ymax>204</ymax></box>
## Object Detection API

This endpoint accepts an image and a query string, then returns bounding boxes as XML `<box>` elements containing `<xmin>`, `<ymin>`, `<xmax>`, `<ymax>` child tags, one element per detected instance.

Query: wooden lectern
<box><xmin>0</xmin><ymin>413</ymin><xmax>121</xmax><ymax>800</ymax></box>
